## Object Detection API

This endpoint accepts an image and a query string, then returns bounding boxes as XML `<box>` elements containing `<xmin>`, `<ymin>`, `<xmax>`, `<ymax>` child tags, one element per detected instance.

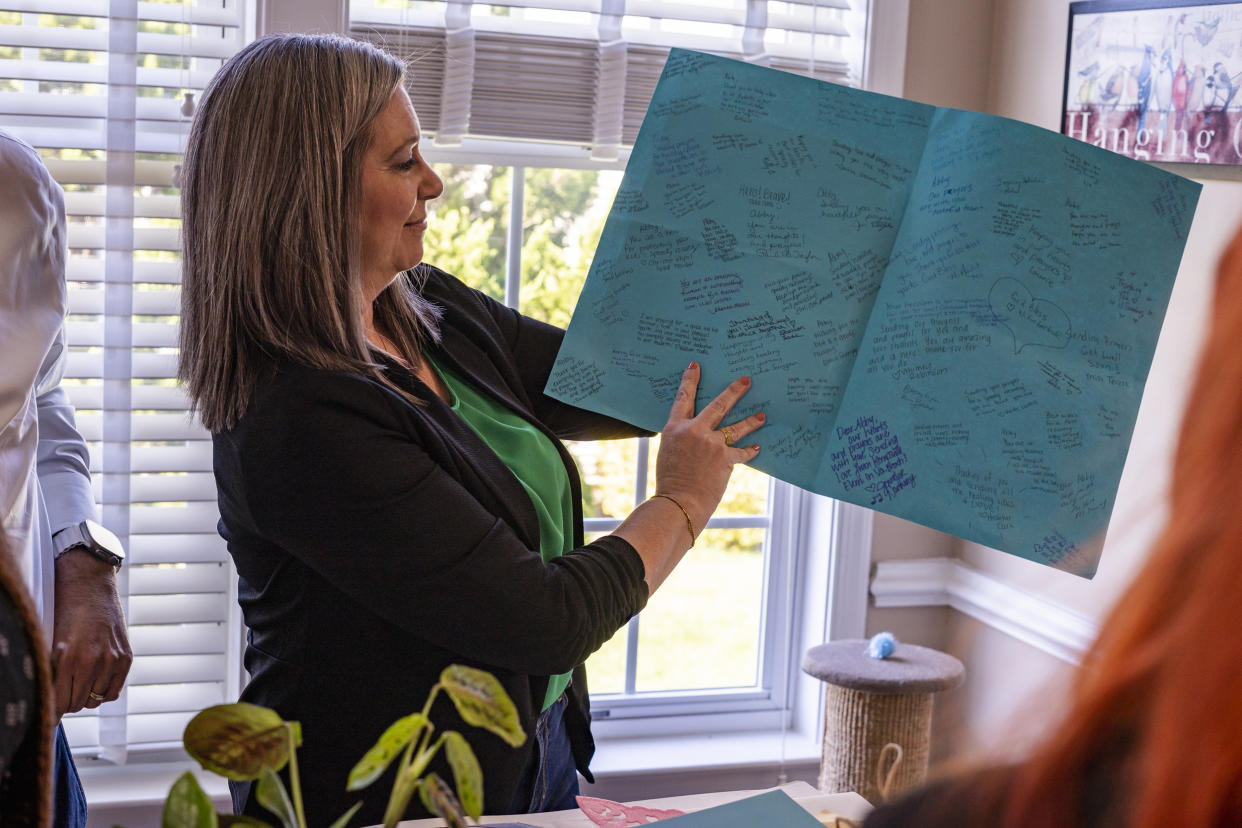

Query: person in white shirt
<box><xmin>0</xmin><ymin>128</ymin><xmax>132</xmax><ymax>827</ymax></box>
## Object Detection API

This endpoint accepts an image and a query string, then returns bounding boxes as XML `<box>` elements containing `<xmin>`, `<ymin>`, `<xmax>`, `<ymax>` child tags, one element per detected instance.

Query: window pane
<box><xmin>717</xmin><ymin>463</ymin><xmax>770</xmax><ymax>518</ymax></box>
<box><xmin>372</xmin><ymin>0</ymin><xmax>444</xmax><ymax>10</ymax></box>
<box><xmin>565</xmin><ymin>438</ymin><xmax>643</xmax><ymax>519</ymax></box>
<box><xmin>519</xmin><ymin>168</ymin><xmax>622</xmax><ymax>326</ymax></box>
<box><xmin>634</xmin><ymin>527</ymin><xmax>765</xmax><ymax>692</ymax></box>
<box><xmin>424</xmin><ymin>163</ymin><xmax>510</xmax><ymax>301</ymax></box>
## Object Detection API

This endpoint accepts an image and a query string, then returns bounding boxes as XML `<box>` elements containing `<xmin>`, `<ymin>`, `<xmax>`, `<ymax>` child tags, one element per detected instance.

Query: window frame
<box><xmin>353</xmin><ymin>0</ymin><xmax>881</xmax><ymax>739</ymax></box>
<box><xmin>422</xmin><ymin>140</ymin><xmax>872</xmax><ymax>739</ymax></box>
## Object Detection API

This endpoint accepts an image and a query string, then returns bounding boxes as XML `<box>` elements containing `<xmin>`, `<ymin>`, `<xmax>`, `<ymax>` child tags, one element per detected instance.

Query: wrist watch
<box><xmin>52</xmin><ymin>519</ymin><xmax>125</xmax><ymax>571</ymax></box>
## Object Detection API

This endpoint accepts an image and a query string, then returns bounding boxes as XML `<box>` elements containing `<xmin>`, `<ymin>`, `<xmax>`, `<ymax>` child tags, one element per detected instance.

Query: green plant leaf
<box><xmin>326</xmin><ymin>801</ymin><xmax>363</xmax><ymax>828</ymax></box>
<box><xmin>217</xmin><ymin>815</ymin><xmax>275</xmax><ymax>827</ymax></box>
<box><xmin>162</xmin><ymin>771</ymin><xmax>218</xmax><ymax>828</ymax></box>
<box><xmin>417</xmin><ymin>772</ymin><xmax>469</xmax><ymax>828</ymax></box>
<box><xmin>346</xmin><ymin>712</ymin><xmax>428</xmax><ymax>791</ymax></box>
<box><xmin>439</xmin><ymin>665</ymin><xmax>526</xmax><ymax>748</ymax></box>
<box><xmin>442</xmin><ymin>731</ymin><xmax>483</xmax><ymax>819</ymax></box>
<box><xmin>255</xmin><ymin>766</ymin><xmax>298</xmax><ymax>828</ymax></box>
<box><xmin>183</xmin><ymin>703</ymin><xmax>299</xmax><ymax>781</ymax></box>
<box><xmin>382</xmin><ymin>772</ymin><xmax>421</xmax><ymax>828</ymax></box>
<box><xmin>415</xmin><ymin>778</ymin><xmax>434</xmax><ymax>818</ymax></box>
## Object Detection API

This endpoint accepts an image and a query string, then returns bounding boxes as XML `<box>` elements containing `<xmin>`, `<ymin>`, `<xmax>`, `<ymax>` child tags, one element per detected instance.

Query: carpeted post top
<box><xmin>802</xmin><ymin>639</ymin><xmax>965</xmax><ymax>694</ymax></box>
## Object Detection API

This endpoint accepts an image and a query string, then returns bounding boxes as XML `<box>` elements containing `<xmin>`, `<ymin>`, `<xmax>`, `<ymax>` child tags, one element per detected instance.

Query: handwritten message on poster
<box><xmin>546</xmin><ymin>50</ymin><xmax>1201</xmax><ymax>577</ymax></box>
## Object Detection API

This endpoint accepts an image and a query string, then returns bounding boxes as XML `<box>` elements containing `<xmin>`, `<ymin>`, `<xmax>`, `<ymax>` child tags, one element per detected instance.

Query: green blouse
<box><xmin>429</xmin><ymin>357</ymin><xmax>575</xmax><ymax>711</ymax></box>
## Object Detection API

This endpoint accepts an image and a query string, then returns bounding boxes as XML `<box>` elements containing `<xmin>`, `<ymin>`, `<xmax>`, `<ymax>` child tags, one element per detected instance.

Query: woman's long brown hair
<box><xmin>178</xmin><ymin>34</ymin><xmax>440</xmax><ymax>432</ymax></box>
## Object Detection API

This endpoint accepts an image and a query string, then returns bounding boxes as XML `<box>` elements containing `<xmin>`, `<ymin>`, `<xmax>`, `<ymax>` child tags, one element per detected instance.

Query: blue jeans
<box><xmin>510</xmin><ymin>693</ymin><xmax>580</xmax><ymax>814</ymax></box>
<box><xmin>53</xmin><ymin>724</ymin><xmax>87</xmax><ymax>828</ymax></box>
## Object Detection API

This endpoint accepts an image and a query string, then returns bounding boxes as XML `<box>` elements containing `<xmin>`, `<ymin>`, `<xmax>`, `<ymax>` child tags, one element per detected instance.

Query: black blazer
<box><xmin>213</xmin><ymin>265</ymin><xmax>650</xmax><ymax>825</ymax></box>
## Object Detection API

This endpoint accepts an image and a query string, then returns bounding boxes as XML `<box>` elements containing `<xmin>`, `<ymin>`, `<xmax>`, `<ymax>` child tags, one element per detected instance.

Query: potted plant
<box><xmin>161</xmin><ymin>664</ymin><xmax>526</xmax><ymax>828</ymax></box>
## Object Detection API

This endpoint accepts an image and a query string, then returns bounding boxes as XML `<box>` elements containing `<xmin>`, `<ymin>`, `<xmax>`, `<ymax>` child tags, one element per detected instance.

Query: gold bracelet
<box><xmin>652</xmin><ymin>493</ymin><xmax>696</xmax><ymax>546</ymax></box>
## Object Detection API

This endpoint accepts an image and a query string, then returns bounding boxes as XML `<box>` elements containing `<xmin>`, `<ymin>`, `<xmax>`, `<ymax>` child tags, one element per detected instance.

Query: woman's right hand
<box><xmin>612</xmin><ymin>361</ymin><xmax>766</xmax><ymax>592</ymax></box>
<box><xmin>654</xmin><ymin>361</ymin><xmax>765</xmax><ymax>536</ymax></box>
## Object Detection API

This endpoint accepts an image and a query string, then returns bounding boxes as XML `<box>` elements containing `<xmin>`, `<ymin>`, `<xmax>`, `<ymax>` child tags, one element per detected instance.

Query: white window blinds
<box><xmin>0</xmin><ymin>0</ymin><xmax>247</xmax><ymax>761</ymax></box>
<box><xmin>349</xmin><ymin>0</ymin><xmax>860</xmax><ymax>159</ymax></box>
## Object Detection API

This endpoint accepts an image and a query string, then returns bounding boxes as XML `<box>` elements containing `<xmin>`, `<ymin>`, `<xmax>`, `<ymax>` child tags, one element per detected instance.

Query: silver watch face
<box><xmin>82</xmin><ymin>519</ymin><xmax>124</xmax><ymax>563</ymax></box>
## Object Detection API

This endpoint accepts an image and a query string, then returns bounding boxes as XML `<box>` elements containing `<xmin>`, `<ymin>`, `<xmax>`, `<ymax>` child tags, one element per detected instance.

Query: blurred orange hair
<box><xmin>1000</xmin><ymin>224</ymin><xmax>1242</xmax><ymax>827</ymax></box>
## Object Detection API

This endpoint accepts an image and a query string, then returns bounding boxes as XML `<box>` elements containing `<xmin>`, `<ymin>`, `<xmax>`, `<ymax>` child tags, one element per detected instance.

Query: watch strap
<box><xmin>52</xmin><ymin>521</ymin><xmax>124</xmax><ymax>570</ymax></box>
<box><xmin>51</xmin><ymin>523</ymin><xmax>88</xmax><ymax>559</ymax></box>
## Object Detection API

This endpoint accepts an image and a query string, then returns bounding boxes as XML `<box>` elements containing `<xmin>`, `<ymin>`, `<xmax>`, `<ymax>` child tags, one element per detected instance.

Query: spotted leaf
<box><xmin>440</xmin><ymin>665</ymin><xmax>525</xmax><ymax>748</ymax></box>
<box><xmin>183</xmin><ymin>703</ymin><xmax>300</xmax><ymax>781</ymax></box>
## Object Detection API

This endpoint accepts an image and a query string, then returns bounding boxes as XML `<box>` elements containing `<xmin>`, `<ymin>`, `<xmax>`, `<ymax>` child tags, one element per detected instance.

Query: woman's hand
<box><xmin>612</xmin><ymin>361</ymin><xmax>765</xmax><ymax>593</ymax></box>
<box><xmin>654</xmin><ymin>361</ymin><xmax>764</xmax><ymax>537</ymax></box>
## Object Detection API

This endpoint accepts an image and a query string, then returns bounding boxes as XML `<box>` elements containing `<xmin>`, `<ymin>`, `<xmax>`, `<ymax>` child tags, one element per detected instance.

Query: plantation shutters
<box><xmin>349</xmin><ymin>0</ymin><xmax>858</xmax><ymax>158</ymax></box>
<box><xmin>0</xmin><ymin>0</ymin><xmax>247</xmax><ymax>760</ymax></box>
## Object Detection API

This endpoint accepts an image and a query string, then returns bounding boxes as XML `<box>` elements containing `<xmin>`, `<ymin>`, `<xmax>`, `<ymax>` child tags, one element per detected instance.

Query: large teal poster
<box><xmin>547</xmin><ymin>49</ymin><xmax>1201</xmax><ymax>577</ymax></box>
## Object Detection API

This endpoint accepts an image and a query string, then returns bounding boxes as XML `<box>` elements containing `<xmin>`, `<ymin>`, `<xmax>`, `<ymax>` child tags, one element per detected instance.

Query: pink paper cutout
<box><xmin>575</xmin><ymin>795</ymin><xmax>687</xmax><ymax>826</ymax></box>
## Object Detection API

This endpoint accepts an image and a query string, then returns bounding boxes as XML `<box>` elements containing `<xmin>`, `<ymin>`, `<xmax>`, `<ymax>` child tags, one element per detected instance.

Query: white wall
<box><xmin>902</xmin><ymin>0</ymin><xmax>995</xmax><ymax>112</ymax></box>
<box><xmin>870</xmin><ymin>0</ymin><xmax>1242</xmax><ymax>764</ymax></box>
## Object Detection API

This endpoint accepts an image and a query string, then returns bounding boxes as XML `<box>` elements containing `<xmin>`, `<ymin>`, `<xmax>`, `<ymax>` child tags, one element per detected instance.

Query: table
<box><xmin>396</xmin><ymin>781</ymin><xmax>872</xmax><ymax>826</ymax></box>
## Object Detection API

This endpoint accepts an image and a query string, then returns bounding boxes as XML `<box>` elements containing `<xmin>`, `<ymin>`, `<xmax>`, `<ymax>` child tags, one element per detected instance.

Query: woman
<box><xmin>178</xmin><ymin>33</ymin><xmax>765</xmax><ymax>824</ymax></box>
<box><xmin>864</xmin><ymin>227</ymin><xmax>1242</xmax><ymax>827</ymax></box>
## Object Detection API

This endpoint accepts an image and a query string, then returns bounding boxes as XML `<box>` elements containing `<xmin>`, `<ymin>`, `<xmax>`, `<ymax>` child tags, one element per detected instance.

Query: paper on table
<box><xmin>392</xmin><ymin>783</ymin><xmax>871</xmax><ymax>827</ymax></box>
<box><xmin>653</xmin><ymin>790</ymin><xmax>828</xmax><ymax>827</ymax></box>
<box><xmin>546</xmin><ymin>49</ymin><xmax>1201</xmax><ymax>576</ymax></box>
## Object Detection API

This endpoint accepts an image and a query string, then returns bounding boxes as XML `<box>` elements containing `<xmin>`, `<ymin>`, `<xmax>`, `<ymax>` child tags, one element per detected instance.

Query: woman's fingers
<box><xmin>664</xmin><ymin>369</ymin><xmax>765</xmax><ymax>456</ymax></box>
<box><xmin>660</xmin><ymin>366</ymin><xmax>766</xmax><ymax>468</ymax></box>
<box><xmin>718</xmin><ymin>410</ymin><xmax>766</xmax><ymax>451</ymax></box>
<box><xmin>696</xmin><ymin>375</ymin><xmax>752</xmax><ymax>429</ymax></box>
<box><xmin>666</xmin><ymin>361</ymin><xmax>701</xmax><ymax>424</ymax></box>
<box><xmin>654</xmin><ymin>368</ymin><xmax>767</xmax><ymax>531</ymax></box>
<box><xmin>729</xmin><ymin>442</ymin><xmax>762</xmax><ymax>463</ymax></box>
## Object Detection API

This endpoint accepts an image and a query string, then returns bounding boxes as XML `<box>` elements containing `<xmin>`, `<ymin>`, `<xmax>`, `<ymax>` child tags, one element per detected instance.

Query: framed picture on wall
<box><xmin>1063</xmin><ymin>0</ymin><xmax>1242</xmax><ymax>164</ymax></box>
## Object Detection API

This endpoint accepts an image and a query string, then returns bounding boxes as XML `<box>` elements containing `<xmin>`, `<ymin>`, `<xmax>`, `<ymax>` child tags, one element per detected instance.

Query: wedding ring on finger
<box><xmin>721</xmin><ymin>425</ymin><xmax>737</xmax><ymax>447</ymax></box>
<box><xmin>88</xmin><ymin>690</ymin><xmax>106</xmax><ymax>703</ymax></box>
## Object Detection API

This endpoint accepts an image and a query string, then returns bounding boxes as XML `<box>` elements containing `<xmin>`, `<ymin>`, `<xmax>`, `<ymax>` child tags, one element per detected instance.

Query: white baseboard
<box><xmin>869</xmin><ymin>557</ymin><xmax>1099</xmax><ymax>665</ymax></box>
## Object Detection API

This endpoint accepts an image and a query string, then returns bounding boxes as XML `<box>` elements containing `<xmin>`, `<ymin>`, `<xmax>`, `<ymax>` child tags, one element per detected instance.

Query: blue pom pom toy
<box><xmin>867</xmin><ymin>631</ymin><xmax>897</xmax><ymax>659</ymax></box>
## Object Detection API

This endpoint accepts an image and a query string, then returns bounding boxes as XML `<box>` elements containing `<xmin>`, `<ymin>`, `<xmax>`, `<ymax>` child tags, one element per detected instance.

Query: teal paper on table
<box><xmin>545</xmin><ymin>49</ymin><xmax>1201</xmax><ymax>577</ymax></box>
<box><xmin>655</xmin><ymin>790</ymin><xmax>825</xmax><ymax>828</ymax></box>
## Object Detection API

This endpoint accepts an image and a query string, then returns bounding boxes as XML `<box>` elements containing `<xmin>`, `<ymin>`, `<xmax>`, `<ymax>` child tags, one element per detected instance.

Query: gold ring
<box><xmin>721</xmin><ymin>426</ymin><xmax>737</xmax><ymax>447</ymax></box>
<box><xmin>88</xmin><ymin>690</ymin><xmax>106</xmax><ymax>703</ymax></box>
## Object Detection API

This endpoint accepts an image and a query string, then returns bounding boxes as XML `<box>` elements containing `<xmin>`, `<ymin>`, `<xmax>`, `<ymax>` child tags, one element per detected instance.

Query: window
<box><xmin>420</xmin><ymin>160</ymin><xmax>783</xmax><ymax>706</ymax></box>
<box><xmin>418</xmin><ymin>157</ymin><xmax>831</xmax><ymax>740</ymax></box>
<box><xmin>351</xmin><ymin>0</ymin><xmax>873</xmax><ymax>733</ymax></box>
<box><xmin>0</xmin><ymin>0</ymin><xmax>251</xmax><ymax>762</ymax></box>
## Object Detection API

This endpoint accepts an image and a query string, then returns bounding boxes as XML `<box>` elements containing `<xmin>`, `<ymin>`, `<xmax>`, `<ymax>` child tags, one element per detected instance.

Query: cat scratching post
<box><xmin>802</xmin><ymin>637</ymin><xmax>964</xmax><ymax>804</ymax></box>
